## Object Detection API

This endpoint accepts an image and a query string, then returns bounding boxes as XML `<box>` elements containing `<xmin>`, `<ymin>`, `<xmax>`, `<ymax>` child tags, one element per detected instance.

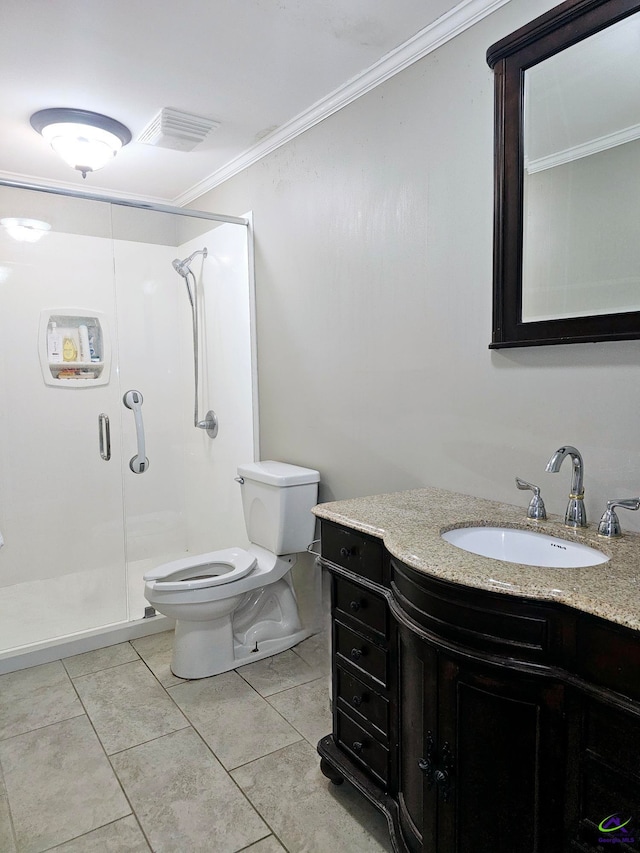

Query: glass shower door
<box><xmin>0</xmin><ymin>189</ymin><xmax>128</xmax><ymax>653</ymax></box>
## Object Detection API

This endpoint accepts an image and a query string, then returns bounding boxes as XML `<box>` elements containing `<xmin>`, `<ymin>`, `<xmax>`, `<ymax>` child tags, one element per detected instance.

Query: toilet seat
<box><xmin>144</xmin><ymin>548</ymin><xmax>257</xmax><ymax>592</ymax></box>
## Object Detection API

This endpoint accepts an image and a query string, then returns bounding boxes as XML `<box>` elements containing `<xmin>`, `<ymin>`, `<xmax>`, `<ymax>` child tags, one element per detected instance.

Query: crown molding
<box><xmin>175</xmin><ymin>0</ymin><xmax>513</xmax><ymax>206</ymax></box>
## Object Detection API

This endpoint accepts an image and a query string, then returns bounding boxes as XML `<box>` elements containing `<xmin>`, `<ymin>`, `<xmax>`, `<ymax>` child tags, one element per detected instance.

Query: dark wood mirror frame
<box><xmin>487</xmin><ymin>0</ymin><xmax>640</xmax><ymax>348</ymax></box>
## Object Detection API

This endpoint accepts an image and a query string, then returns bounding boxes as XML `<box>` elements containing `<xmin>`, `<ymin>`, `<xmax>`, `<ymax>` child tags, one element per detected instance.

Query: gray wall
<box><xmin>196</xmin><ymin>0</ymin><xmax>640</xmax><ymax>532</ymax></box>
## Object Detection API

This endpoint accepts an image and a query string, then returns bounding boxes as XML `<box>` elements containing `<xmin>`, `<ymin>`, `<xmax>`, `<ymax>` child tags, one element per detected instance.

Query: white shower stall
<box><xmin>0</xmin><ymin>185</ymin><xmax>257</xmax><ymax>665</ymax></box>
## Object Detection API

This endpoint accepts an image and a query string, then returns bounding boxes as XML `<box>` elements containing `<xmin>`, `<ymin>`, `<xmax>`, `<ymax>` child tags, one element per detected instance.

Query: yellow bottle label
<box><xmin>62</xmin><ymin>337</ymin><xmax>78</xmax><ymax>362</ymax></box>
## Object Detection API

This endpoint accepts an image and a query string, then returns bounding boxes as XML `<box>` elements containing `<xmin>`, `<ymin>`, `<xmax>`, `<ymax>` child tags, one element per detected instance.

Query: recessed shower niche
<box><xmin>39</xmin><ymin>309</ymin><xmax>110</xmax><ymax>386</ymax></box>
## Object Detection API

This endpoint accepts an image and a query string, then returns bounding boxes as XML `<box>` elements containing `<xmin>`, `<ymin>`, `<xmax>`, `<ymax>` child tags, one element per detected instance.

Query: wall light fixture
<box><xmin>30</xmin><ymin>108</ymin><xmax>132</xmax><ymax>178</ymax></box>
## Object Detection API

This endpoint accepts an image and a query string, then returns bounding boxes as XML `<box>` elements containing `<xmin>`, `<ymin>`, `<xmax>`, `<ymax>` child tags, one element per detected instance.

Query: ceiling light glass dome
<box><xmin>30</xmin><ymin>109</ymin><xmax>132</xmax><ymax>178</ymax></box>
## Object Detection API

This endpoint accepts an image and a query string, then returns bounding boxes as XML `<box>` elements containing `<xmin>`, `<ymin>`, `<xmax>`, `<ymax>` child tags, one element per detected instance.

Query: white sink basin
<box><xmin>441</xmin><ymin>526</ymin><xmax>608</xmax><ymax>568</ymax></box>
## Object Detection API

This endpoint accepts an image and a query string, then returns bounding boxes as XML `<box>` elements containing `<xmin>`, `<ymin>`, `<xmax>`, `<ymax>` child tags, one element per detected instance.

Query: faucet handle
<box><xmin>597</xmin><ymin>498</ymin><xmax>640</xmax><ymax>538</ymax></box>
<box><xmin>515</xmin><ymin>477</ymin><xmax>547</xmax><ymax>520</ymax></box>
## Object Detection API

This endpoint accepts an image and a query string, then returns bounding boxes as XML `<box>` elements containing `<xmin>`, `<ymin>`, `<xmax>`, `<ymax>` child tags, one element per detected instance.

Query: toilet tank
<box><xmin>237</xmin><ymin>461</ymin><xmax>320</xmax><ymax>555</ymax></box>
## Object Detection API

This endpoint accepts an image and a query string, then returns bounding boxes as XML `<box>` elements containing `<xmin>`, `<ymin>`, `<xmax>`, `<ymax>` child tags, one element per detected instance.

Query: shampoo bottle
<box><xmin>78</xmin><ymin>324</ymin><xmax>90</xmax><ymax>362</ymax></box>
<box><xmin>47</xmin><ymin>321</ymin><xmax>62</xmax><ymax>363</ymax></box>
<box><xmin>62</xmin><ymin>334</ymin><xmax>78</xmax><ymax>362</ymax></box>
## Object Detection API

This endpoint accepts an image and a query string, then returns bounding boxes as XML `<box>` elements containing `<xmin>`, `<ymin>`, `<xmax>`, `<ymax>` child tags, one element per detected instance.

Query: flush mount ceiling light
<box><xmin>30</xmin><ymin>108</ymin><xmax>132</xmax><ymax>178</ymax></box>
<box><xmin>0</xmin><ymin>218</ymin><xmax>51</xmax><ymax>243</ymax></box>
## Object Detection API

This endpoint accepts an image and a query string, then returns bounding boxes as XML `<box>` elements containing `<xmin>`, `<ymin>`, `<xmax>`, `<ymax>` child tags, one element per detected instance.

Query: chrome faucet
<box><xmin>545</xmin><ymin>445</ymin><xmax>587</xmax><ymax>528</ymax></box>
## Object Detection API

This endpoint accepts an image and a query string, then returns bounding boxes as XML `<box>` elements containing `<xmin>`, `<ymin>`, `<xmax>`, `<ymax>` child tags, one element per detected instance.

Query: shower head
<box><xmin>172</xmin><ymin>247</ymin><xmax>208</xmax><ymax>278</ymax></box>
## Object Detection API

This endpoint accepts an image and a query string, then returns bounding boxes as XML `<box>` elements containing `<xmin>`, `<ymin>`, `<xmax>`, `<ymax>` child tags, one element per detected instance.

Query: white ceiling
<box><xmin>1</xmin><ymin>0</ymin><xmax>465</xmax><ymax>206</ymax></box>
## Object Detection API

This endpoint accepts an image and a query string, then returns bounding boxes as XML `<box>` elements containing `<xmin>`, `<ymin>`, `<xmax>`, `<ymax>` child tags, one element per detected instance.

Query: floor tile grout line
<box><xmin>132</xmin><ymin>642</ymin><xmax>321</xmax><ymax>848</ymax></box>
<box><xmin>94</xmin><ymin>641</ymin><xmax>329</xmax><ymax>770</ymax></box>
<box><xmin>65</xmin><ymin>654</ymin><xmax>156</xmax><ymax>852</ymax></box>
<box><xmin>38</xmin><ymin>814</ymin><xmax>151</xmax><ymax>853</ymax></box>
<box><xmin>1</xmin><ymin>633</ymin><xmax>333</xmax><ymax>853</ymax></box>
<box><xmin>61</xmin><ymin>643</ymin><xmax>142</xmax><ymax>680</ymax></box>
<box><xmin>237</xmin><ymin>669</ymin><xmax>326</xmax><ymax>699</ymax></box>
<box><xmin>262</xmin><ymin>676</ymin><xmax>331</xmax><ymax>748</ymax></box>
<box><xmin>160</xmin><ymin>662</ymin><xmax>328</xmax><ymax>764</ymax></box>
<box><xmin>104</xmin><ymin>721</ymin><xmax>193</xmax><ymax>758</ymax></box>
<box><xmin>67</xmin><ymin>652</ymin><xmax>150</xmax><ymax>684</ymax></box>
<box><xmin>234</xmin><ymin>831</ymin><xmax>288</xmax><ymax>852</ymax></box>
<box><xmin>0</xmin><ymin>749</ymin><xmax>19</xmax><ymax>852</ymax></box>
<box><xmin>0</xmin><ymin>709</ymin><xmax>86</xmax><ymax>745</ymax></box>
<box><xmin>161</xmin><ymin>671</ymin><xmax>306</xmax><ymax>775</ymax></box>
<box><xmin>184</xmin><ymin>724</ymin><xmax>278</xmax><ymax>849</ymax></box>
<box><xmin>134</xmin><ymin>648</ymin><xmax>186</xmax><ymax>689</ymax></box>
<box><xmin>224</xmin><ymin>730</ymin><xmax>305</xmax><ymax>774</ymax></box>
<box><xmin>66</xmin><ymin>650</ymin><xmax>192</xmax><ymax>756</ymax></box>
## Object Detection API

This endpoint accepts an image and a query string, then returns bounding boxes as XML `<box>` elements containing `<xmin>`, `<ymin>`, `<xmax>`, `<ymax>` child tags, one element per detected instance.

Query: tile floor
<box><xmin>0</xmin><ymin>630</ymin><xmax>393</xmax><ymax>853</ymax></box>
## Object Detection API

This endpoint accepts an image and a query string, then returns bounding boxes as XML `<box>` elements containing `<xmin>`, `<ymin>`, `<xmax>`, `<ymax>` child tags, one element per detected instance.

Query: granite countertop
<box><xmin>312</xmin><ymin>486</ymin><xmax>640</xmax><ymax>632</ymax></box>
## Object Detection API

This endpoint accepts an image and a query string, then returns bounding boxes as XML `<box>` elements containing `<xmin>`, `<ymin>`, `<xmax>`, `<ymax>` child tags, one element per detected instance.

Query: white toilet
<box><xmin>143</xmin><ymin>461</ymin><xmax>320</xmax><ymax>679</ymax></box>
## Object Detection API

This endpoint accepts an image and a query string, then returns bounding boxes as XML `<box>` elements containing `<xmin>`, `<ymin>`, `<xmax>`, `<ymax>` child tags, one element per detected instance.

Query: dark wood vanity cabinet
<box><xmin>317</xmin><ymin>519</ymin><xmax>640</xmax><ymax>853</ymax></box>
<box><xmin>398</xmin><ymin>626</ymin><xmax>568</xmax><ymax>852</ymax></box>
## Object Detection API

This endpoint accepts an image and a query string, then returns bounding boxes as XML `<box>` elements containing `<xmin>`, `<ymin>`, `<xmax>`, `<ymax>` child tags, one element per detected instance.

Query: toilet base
<box><xmin>170</xmin><ymin>621</ymin><xmax>312</xmax><ymax>679</ymax></box>
<box><xmin>171</xmin><ymin>610</ymin><xmax>237</xmax><ymax>680</ymax></box>
<box><xmin>233</xmin><ymin>627</ymin><xmax>310</xmax><ymax>668</ymax></box>
<box><xmin>168</xmin><ymin>572</ymin><xmax>310</xmax><ymax>680</ymax></box>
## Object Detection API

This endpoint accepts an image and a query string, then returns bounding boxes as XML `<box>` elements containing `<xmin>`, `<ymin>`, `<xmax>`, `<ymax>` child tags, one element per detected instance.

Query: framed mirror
<box><xmin>487</xmin><ymin>0</ymin><xmax>640</xmax><ymax>348</ymax></box>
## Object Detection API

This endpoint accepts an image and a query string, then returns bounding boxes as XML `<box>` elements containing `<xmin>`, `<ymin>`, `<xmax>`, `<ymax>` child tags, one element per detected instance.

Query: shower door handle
<box><xmin>123</xmin><ymin>389</ymin><xmax>149</xmax><ymax>474</ymax></box>
<box><xmin>98</xmin><ymin>413</ymin><xmax>111</xmax><ymax>461</ymax></box>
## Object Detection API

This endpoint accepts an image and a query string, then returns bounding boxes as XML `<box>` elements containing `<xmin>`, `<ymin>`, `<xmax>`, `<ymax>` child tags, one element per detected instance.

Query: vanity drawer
<box><xmin>335</xmin><ymin>621</ymin><xmax>387</xmax><ymax>687</ymax></box>
<box><xmin>322</xmin><ymin>522</ymin><xmax>383</xmax><ymax>583</ymax></box>
<box><xmin>336</xmin><ymin>710</ymin><xmax>389</xmax><ymax>786</ymax></box>
<box><xmin>334</xmin><ymin>576</ymin><xmax>387</xmax><ymax>639</ymax></box>
<box><xmin>336</xmin><ymin>666</ymin><xmax>389</xmax><ymax>738</ymax></box>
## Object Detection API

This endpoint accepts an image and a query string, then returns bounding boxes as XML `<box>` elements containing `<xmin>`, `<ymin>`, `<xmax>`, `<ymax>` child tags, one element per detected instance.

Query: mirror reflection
<box><xmin>522</xmin><ymin>11</ymin><xmax>640</xmax><ymax>323</ymax></box>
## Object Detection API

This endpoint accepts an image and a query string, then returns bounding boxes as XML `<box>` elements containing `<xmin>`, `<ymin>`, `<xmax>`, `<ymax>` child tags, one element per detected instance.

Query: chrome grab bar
<box><xmin>98</xmin><ymin>413</ymin><xmax>111</xmax><ymax>461</ymax></box>
<box><xmin>123</xmin><ymin>390</ymin><xmax>149</xmax><ymax>474</ymax></box>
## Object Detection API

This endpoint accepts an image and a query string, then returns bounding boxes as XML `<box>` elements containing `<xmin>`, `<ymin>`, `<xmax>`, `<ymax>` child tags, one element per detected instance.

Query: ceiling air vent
<box><xmin>137</xmin><ymin>108</ymin><xmax>220</xmax><ymax>151</ymax></box>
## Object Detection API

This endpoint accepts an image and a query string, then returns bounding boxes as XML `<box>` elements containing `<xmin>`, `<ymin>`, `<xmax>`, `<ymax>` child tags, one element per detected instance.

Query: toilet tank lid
<box><xmin>237</xmin><ymin>460</ymin><xmax>320</xmax><ymax>486</ymax></box>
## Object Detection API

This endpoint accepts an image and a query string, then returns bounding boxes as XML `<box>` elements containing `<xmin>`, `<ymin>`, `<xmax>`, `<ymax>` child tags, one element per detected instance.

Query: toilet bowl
<box><xmin>144</xmin><ymin>461</ymin><xmax>320</xmax><ymax>679</ymax></box>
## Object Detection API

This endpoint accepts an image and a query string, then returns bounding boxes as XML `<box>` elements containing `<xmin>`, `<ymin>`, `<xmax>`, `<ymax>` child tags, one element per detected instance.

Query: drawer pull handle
<box><xmin>350</xmin><ymin>647</ymin><xmax>363</xmax><ymax>661</ymax></box>
<box><xmin>349</xmin><ymin>600</ymin><xmax>361</xmax><ymax>612</ymax></box>
<box><xmin>340</xmin><ymin>546</ymin><xmax>355</xmax><ymax>558</ymax></box>
<box><xmin>352</xmin><ymin>694</ymin><xmax>365</xmax><ymax>707</ymax></box>
<box><xmin>352</xmin><ymin>741</ymin><xmax>364</xmax><ymax>753</ymax></box>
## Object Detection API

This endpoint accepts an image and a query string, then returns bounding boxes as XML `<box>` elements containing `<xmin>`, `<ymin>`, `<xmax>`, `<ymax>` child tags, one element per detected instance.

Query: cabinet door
<box><xmin>438</xmin><ymin>654</ymin><xmax>567</xmax><ymax>853</ymax></box>
<box><xmin>398</xmin><ymin>626</ymin><xmax>438</xmax><ymax>852</ymax></box>
<box><xmin>568</xmin><ymin>698</ymin><xmax>640</xmax><ymax>851</ymax></box>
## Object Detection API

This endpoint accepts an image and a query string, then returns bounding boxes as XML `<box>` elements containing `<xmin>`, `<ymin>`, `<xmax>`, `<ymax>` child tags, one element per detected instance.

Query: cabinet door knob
<box><xmin>352</xmin><ymin>741</ymin><xmax>364</xmax><ymax>753</ymax></box>
<box><xmin>434</xmin><ymin>768</ymin><xmax>452</xmax><ymax>802</ymax></box>
<box><xmin>349</xmin><ymin>600</ymin><xmax>361</xmax><ymax>612</ymax></box>
<box><xmin>418</xmin><ymin>756</ymin><xmax>433</xmax><ymax>777</ymax></box>
<box><xmin>352</xmin><ymin>694</ymin><xmax>365</xmax><ymax>707</ymax></box>
<box><xmin>350</xmin><ymin>647</ymin><xmax>363</xmax><ymax>661</ymax></box>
